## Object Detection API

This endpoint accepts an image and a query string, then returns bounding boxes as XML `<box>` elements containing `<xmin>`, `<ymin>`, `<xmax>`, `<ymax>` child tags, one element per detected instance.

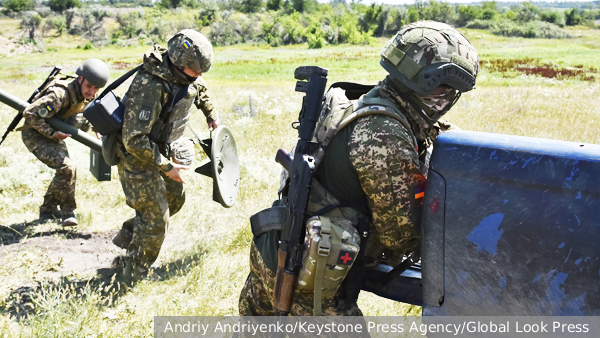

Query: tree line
<box><xmin>1</xmin><ymin>0</ymin><xmax>600</xmax><ymax>50</ymax></box>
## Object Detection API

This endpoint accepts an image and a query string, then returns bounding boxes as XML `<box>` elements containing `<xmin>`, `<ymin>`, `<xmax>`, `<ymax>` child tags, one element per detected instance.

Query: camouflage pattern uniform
<box><xmin>21</xmin><ymin>76</ymin><xmax>92</xmax><ymax>217</ymax></box>
<box><xmin>240</xmin><ymin>21</ymin><xmax>478</xmax><ymax>316</ymax></box>
<box><xmin>116</xmin><ymin>42</ymin><xmax>216</xmax><ymax>272</ymax></box>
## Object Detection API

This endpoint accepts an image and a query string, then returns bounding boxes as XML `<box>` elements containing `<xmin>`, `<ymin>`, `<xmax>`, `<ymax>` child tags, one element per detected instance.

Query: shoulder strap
<box><xmin>97</xmin><ymin>64</ymin><xmax>143</xmax><ymax>100</ymax></box>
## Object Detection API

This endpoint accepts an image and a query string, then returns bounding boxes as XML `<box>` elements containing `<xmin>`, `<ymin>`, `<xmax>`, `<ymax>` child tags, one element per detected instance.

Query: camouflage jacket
<box><xmin>347</xmin><ymin>82</ymin><xmax>452</xmax><ymax>253</ymax></box>
<box><xmin>121</xmin><ymin>45</ymin><xmax>216</xmax><ymax>172</ymax></box>
<box><xmin>22</xmin><ymin>76</ymin><xmax>91</xmax><ymax>139</ymax></box>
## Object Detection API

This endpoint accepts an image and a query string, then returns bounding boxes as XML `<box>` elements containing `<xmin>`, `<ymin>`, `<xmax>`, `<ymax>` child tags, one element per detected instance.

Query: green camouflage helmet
<box><xmin>168</xmin><ymin>29</ymin><xmax>214</xmax><ymax>73</ymax></box>
<box><xmin>380</xmin><ymin>21</ymin><xmax>479</xmax><ymax>97</ymax></box>
<box><xmin>76</xmin><ymin>58</ymin><xmax>110</xmax><ymax>88</ymax></box>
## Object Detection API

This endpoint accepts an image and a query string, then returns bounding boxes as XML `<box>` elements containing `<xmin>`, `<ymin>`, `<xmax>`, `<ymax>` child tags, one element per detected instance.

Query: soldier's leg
<box><xmin>161</xmin><ymin>172</ymin><xmax>185</xmax><ymax>216</ymax></box>
<box><xmin>239</xmin><ymin>241</ymin><xmax>276</xmax><ymax>316</ymax></box>
<box><xmin>118</xmin><ymin>161</ymin><xmax>169</xmax><ymax>272</ymax></box>
<box><xmin>22</xmin><ymin>129</ymin><xmax>76</xmax><ymax>219</ymax></box>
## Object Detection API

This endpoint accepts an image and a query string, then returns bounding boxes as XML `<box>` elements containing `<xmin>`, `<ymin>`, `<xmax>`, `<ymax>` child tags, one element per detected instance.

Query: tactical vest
<box><xmin>19</xmin><ymin>76</ymin><xmax>88</xmax><ymax>132</ymax></box>
<box><xmin>42</xmin><ymin>76</ymin><xmax>87</xmax><ymax>121</ymax></box>
<box><xmin>147</xmin><ymin>82</ymin><xmax>193</xmax><ymax>145</ymax></box>
<box><xmin>296</xmin><ymin>84</ymin><xmax>418</xmax><ymax>315</ymax></box>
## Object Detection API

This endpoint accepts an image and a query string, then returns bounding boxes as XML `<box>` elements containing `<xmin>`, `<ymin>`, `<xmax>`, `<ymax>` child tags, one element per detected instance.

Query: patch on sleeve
<box><xmin>182</xmin><ymin>40</ymin><xmax>191</xmax><ymax>49</ymax></box>
<box><xmin>38</xmin><ymin>105</ymin><xmax>54</xmax><ymax>118</ymax></box>
<box><xmin>138</xmin><ymin>107</ymin><xmax>152</xmax><ymax>121</ymax></box>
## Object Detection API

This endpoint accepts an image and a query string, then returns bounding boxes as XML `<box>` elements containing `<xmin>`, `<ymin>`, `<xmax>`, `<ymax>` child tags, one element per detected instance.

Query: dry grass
<box><xmin>0</xmin><ymin>23</ymin><xmax>599</xmax><ymax>337</ymax></box>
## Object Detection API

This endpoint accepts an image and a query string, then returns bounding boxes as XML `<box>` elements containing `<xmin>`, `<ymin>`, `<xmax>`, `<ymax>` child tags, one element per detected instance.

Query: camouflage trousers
<box><xmin>117</xmin><ymin>155</ymin><xmax>185</xmax><ymax>269</ymax></box>
<box><xmin>21</xmin><ymin>128</ymin><xmax>77</xmax><ymax>214</ymax></box>
<box><xmin>239</xmin><ymin>240</ymin><xmax>363</xmax><ymax>316</ymax></box>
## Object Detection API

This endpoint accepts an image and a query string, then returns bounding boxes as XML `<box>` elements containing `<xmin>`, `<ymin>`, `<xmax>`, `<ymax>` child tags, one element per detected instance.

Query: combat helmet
<box><xmin>380</xmin><ymin>21</ymin><xmax>479</xmax><ymax>124</ymax></box>
<box><xmin>76</xmin><ymin>58</ymin><xmax>110</xmax><ymax>88</ymax></box>
<box><xmin>168</xmin><ymin>29</ymin><xmax>214</xmax><ymax>74</ymax></box>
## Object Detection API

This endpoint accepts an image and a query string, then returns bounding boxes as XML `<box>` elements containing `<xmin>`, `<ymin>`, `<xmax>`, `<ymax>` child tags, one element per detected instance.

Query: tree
<box><xmin>407</xmin><ymin>7</ymin><xmax>419</xmax><ymax>24</ymax></box>
<box><xmin>458</xmin><ymin>5</ymin><xmax>480</xmax><ymax>26</ymax></box>
<box><xmin>359</xmin><ymin>4</ymin><xmax>382</xmax><ymax>33</ymax></box>
<box><xmin>564</xmin><ymin>8</ymin><xmax>582</xmax><ymax>26</ymax></box>
<box><xmin>4</xmin><ymin>0</ymin><xmax>34</xmax><ymax>12</ymax></box>
<box><xmin>159</xmin><ymin>0</ymin><xmax>183</xmax><ymax>9</ymax></box>
<box><xmin>266</xmin><ymin>0</ymin><xmax>281</xmax><ymax>11</ymax></box>
<box><xmin>241</xmin><ymin>0</ymin><xmax>262</xmax><ymax>13</ymax></box>
<box><xmin>48</xmin><ymin>0</ymin><xmax>81</xmax><ymax>13</ymax></box>
<box><xmin>516</xmin><ymin>2</ymin><xmax>538</xmax><ymax>22</ymax></box>
<box><xmin>291</xmin><ymin>0</ymin><xmax>304</xmax><ymax>13</ymax></box>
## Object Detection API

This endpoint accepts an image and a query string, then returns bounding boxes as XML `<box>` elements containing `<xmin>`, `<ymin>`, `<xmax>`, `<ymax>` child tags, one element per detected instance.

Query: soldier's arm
<box><xmin>122</xmin><ymin>75</ymin><xmax>174</xmax><ymax>172</ymax></box>
<box><xmin>22</xmin><ymin>86</ymin><xmax>69</xmax><ymax>139</ymax></box>
<box><xmin>349</xmin><ymin>115</ymin><xmax>425</xmax><ymax>253</ymax></box>
<box><xmin>193</xmin><ymin>78</ymin><xmax>217</xmax><ymax>123</ymax></box>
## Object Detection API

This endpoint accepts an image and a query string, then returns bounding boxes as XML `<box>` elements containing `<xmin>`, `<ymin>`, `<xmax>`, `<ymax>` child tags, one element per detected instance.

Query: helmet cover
<box><xmin>168</xmin><ymin>29</ymin><xmax>214</xmax><ymax>73</ymax></box>
<box><xmin>380</xmin><ymin>21</ymin><xmax>479</xmax><ymax>96</ymax></box>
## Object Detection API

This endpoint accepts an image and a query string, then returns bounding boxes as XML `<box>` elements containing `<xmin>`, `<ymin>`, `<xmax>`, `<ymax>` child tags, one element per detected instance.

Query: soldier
<box><xmin>239</xmin><ymin>21</ymin><xmax>479</xmax><ymax>315</ymax></box>
<box><xmin>111</xmin><ymin>29</ymin><xmax>218</xmax><ymax>279</ymax></box>
<box><xmin>21</xmin><ymin>58</ymin><xmax>110</xmax><ymax>227</ymax></box>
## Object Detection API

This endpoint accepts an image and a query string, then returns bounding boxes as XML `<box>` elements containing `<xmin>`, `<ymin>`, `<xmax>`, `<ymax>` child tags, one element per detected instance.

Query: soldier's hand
<box><xmin>53</xmin><ymin>131</ymin><xmax>72</xmax><ymax>140</ymax></box>
<box><xmin>165</xmin><ymin>164</ymin><xmax>189</xmax><ymax>183</ymax></box>
<box><xmin>208</xmin><ymin>117</ymin><xmax>220</xmax><ymax>132</ymax></box>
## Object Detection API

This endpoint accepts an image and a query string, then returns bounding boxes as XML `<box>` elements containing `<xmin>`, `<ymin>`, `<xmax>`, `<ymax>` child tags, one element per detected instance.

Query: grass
<box><xmin>0</xmin><ymin>18</ymin><xmax>599</xmax><ymax>336</ymax></box>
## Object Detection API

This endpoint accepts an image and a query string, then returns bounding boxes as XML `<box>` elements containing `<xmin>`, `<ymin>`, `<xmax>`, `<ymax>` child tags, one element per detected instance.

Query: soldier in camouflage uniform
<box><xmin>21</xmin><ymin>59</ymin><xmax>110</xmax><ymax>226</ymax></box>
<box><xmin>111</xmin><ymin>29</ymin><xmax>218</xmax><ymax>279</ymax></box>
<box><xmin>239</xmin><ymin>21</ymin><xmax>479</xmax><ymax>315</ymax></box>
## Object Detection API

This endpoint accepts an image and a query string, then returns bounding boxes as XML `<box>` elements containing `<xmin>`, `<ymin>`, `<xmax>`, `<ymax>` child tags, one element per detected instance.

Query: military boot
<box><xmin>39</xmin><ymin>206</ymin><xmax>61</xmax><ymax>222</ymax></box>
<box><xmin>62</xmin><ymin>213</ymin><xmax>78</xmax><ymax>227</ymax></box>
<box><xmin>112</xmin><ymin>230</ymin><xmax>133</xmax><ymax>249</ymax></box>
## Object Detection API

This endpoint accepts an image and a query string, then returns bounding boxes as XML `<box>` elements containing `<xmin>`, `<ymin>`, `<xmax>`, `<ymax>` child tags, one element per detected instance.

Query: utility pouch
<box><xmin>297</xmin><ymin>215</ymin><xmax>361</xmax><ymax>315</ymax></box>
<box><xmin>83</xmin><ymin>91</ymin><xmax>124</xmax><ymax>135</ymax></box>
<box><xmin>83</xmin><ymin>65</ymin><xmax>142</xmax><ymax>135</ymax></box>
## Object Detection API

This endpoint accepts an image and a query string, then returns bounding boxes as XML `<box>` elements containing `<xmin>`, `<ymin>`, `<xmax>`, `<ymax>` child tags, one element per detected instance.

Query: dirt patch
<box><xmin>0</xmin><ymin>35</ymin><xmax>10</xmax><ymax>55</ymax></box>
<box><xmin>0</xmin><ymin>228</ymin><xmax>188</xmax><ymax>293</ymax></box>
<box><xmin>481</xmin><ymin>57</ymin><xmax>598</xmax><ymax>81</ymax></box>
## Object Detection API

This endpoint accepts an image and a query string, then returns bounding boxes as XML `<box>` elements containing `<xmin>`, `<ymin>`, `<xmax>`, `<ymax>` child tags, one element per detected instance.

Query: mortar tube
<box><xmin>0</xmin><ymin>87</ymin><xmax>102</xmax><ymax>152</ymax></box>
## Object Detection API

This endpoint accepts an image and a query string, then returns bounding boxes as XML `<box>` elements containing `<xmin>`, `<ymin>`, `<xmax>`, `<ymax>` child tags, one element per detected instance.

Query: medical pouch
<box><xmin>296</xmin><ymin>215</ymin><xmax>361</xmax><ymax>315</ymax></box>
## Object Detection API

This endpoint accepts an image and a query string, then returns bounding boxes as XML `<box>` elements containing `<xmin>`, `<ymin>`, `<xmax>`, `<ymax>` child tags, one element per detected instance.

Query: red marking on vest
<box><xmin>340</xmin><ymin>253</ymin><xmax>353</xmax><ymax>264</ymax></box>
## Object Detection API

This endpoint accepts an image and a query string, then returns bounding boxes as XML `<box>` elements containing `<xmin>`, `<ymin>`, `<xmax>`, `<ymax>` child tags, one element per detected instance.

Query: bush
<box><xmin>4</xmin><ymin>0</ymin><xmax>34</xmax><ymax>12</ymax></box>
<box><xmin>466</xmin><ymin>19</ymin><xmax>570</xmax><ymax>39</ymax></box>
<box><xmin>83</xmin><ymin>41</ymin><xmax>93</xmax><ymax>49</ymax></box>
<box><xmin>48</xmin><ymin>0</ymin><xmax>80</xmax><ymax>13</ymax></box>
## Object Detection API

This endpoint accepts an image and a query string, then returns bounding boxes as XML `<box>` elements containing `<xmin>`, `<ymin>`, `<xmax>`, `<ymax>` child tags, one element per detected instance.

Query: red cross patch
<box><xmin>337</xmin><ymin>251</ymin><xmax>356</xmax><ymax>265</ymax></box>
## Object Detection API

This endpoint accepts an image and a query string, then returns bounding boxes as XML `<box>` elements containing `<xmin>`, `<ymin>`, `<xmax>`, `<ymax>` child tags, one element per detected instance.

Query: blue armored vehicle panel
<box><xmin>422</xmin><ymin>130</ymin><xmax>600</xmax><ymax>316</ymax></box>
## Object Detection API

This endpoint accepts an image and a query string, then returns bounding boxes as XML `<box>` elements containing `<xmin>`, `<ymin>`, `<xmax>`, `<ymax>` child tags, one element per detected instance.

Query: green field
<box><xmin>0</xmin><ymin>21</ymin><xmax>599</xmax><ymax>336</ymax></box>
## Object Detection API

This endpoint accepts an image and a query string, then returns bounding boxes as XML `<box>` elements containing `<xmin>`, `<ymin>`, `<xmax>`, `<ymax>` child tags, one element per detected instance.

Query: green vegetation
<box><xmin>2</xmin><ymin>1</ymin><xmax>600</xmax><ymax>51</ymax></box>
<box><xmin>0</xmin><ymin>5</ymin><xmax>599</xmax><ymax>336</ymax></box>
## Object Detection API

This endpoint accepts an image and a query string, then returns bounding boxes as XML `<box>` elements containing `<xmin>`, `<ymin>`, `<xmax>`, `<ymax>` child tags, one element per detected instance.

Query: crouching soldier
<box><xmin>21</xmin><ymin>58</ymin><xmax>110</xmax><ymax>226</ymax></box>
<box><xmin>111</xmin><ymin>29</ymin><xmax>219</xmax><ymax>279</ymax></box>
<box><xmin>239</xmin><ymin>21</ymin><xmax>479</xmax><ymax>316</ymax></box>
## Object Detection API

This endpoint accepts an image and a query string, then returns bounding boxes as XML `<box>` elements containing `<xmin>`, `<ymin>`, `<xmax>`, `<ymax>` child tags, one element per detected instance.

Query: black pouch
<box><xmin>83</xmin><ymin>91</ymin><xmax>125</xmax><ymax>135</ymax></box>
<box><xmin>83</xmin><ymin>65</ymin><xmax>142</xmax><ymax>135</ymax></box>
